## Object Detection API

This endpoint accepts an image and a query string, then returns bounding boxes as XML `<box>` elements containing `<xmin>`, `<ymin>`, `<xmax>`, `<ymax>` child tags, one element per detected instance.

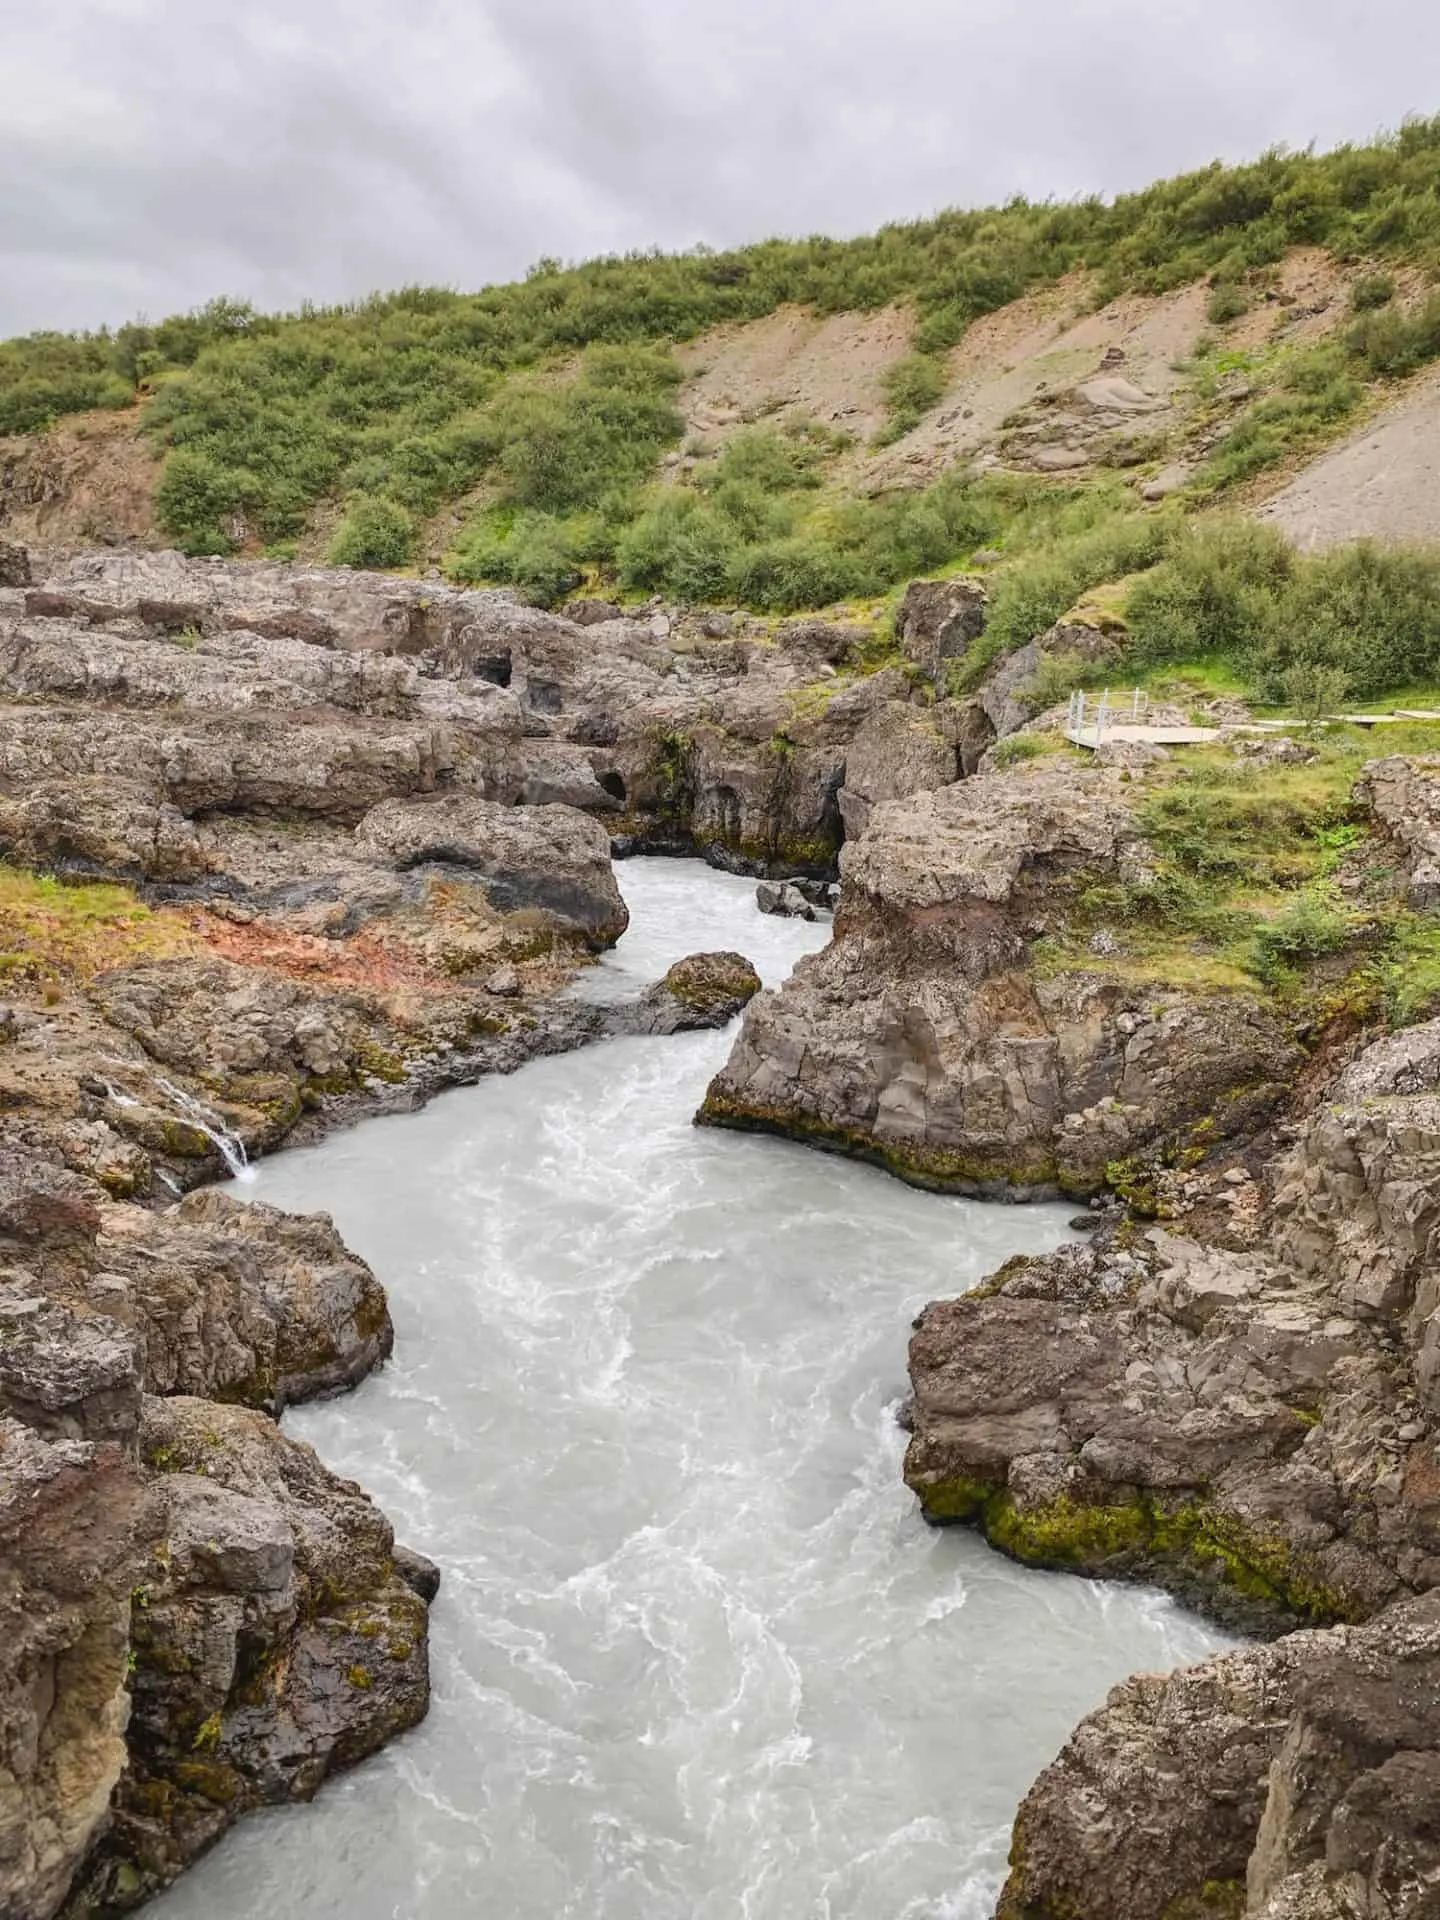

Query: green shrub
<box><xmin>1349</xmin><ymin>271</ymin><xmax>1396</xmax><ymax>311</ymax></box>
<box><xmin>1205</xmin><ymin>283</ymin><xmax>1251</xmax><ymax>325</ymax></box>
<box><xmin>447</xmin><ymin>512</ymin><xmax>590</xmax><ymax>606</ymax></box>
<box><xmin>615</xmin><ymin>494</ymin><xmax>739</xmax><ymax>600</ymax></box>
<box><xmin>1127</xmin><ymin>523</ymin><xmax>1440</xmax><ymax>701</ymax></box>
<box><xmin>153</xmin><ymin>448</ymin><xmax>254</xmax><ymax>555</ymax></box>
<box><xmin>878</xmin><ymin>352</ymin><xmax>948</xmax><ymax>438</ymax></box>
<box><xmin>982</xmin><ymin>505</ymin><xmax>1176</xmax><ymax>653</ymax></box>
<box><xmin>484</xmin><ymin>346</ymin><xmax>683</xmax><ymax>514</ymax></box>
<box><xmin>728</xmin><ymin>538</ymin><xmax>860</xmax><ymax>612</ymax></box>
<box><xmin>1345</xmin><ymin>292</ymin><xmax>1440</xmax><ymax>378</ymax></box>
<box><xmin>1126</xmin><ymin>520</ymin><xmax>1295</xmax><ymax>667</ymax></box>
<box><xmin>699</xmin><ymin>422</ymin><xmax>834</xmax><ymax>495</ymax></box>
<box><xmin>1250</xmin><ymin>892</ymin><xmax>1351</xmax><ymax>984</ymax></box>
<box><xmin>1193</xmin><ymin>345</ymin><xmax>1362</xmax><ymax>493</ymax></box>
<box><xmin>1281</xmin><ymin>660</ymin><xmax>1351</xmax><ymax>724</ymax></box>
<box><xmin>1260</xmin><ymin>542</ymin><xmax>1440</xmax><ymax>698</ymax></box>
<box><xmin>329</xmin><ymin>496</ymin><xmax>417</xmax><ymax>570</ymax></box>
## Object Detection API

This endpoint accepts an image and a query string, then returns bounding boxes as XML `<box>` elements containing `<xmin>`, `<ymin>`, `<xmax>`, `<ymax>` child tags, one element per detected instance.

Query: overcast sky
<box><xmin>3</xmin><ymin>0</ymin><xmax>1437</xmax><ymax>337</ymax></box>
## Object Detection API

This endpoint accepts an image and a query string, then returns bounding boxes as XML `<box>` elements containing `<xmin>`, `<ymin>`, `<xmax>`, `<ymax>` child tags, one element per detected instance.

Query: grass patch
<box><xmin>0</xmin><ymin>867</ymin><xmax>199</xmax><ymax>986</ymax></box>
<box><xmin>1036</xmin><ymin>726</ymin><xmax>1440</xmax><ymax>999</ymax></box>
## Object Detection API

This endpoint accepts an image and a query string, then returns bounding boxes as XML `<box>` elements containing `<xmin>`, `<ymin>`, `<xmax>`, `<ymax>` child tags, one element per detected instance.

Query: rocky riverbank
<box><xmin>12</xmin><ymin>537</ymin><xmax>1440</xmax><ymax>1916</ymax></box>
<box><xmin>0</xmin><ymin>546</ymin><xmax>795</xmax><ymax>1916</ymax></box>
<box><xmin>700</xmin><ymin>717</ymin><xmax>1440</xmax><ymax>1915</ymax></box>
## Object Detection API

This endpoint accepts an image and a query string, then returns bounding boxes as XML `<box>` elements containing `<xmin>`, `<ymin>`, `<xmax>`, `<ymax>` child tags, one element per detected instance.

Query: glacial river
<box><xmin>151</xmin><ymin>858</ymin><xmax>1227</xmax><ymax>1920</ymax></box>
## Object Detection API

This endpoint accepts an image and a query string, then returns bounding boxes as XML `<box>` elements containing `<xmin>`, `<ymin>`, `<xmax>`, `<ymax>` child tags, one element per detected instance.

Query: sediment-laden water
<box><xmin>151</xmin><ymin>858</ymin><xmax>1227</xmax><ymax>1920</ymax></box>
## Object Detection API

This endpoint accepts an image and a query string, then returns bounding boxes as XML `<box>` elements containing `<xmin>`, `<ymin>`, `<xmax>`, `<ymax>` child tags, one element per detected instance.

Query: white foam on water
<box><xmin>150</xmin><ymin>858</ymin><xmax>1232</xmax><ymax>1920</ymax></box>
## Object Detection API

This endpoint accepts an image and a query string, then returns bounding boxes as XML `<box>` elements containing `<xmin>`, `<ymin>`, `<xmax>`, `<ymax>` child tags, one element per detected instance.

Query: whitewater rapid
<box><xmin>151</xmin><ymin>857</ymin><xmax>1228</xmax><ymax>1920</ymax></box>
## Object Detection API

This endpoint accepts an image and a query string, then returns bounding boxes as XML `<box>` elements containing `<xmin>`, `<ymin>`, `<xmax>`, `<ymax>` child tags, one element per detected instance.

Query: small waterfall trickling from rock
<box><xmin>155</xmin><ymin>1077</ymin><xmax>253</xmax><ymax>1181</ymax></box>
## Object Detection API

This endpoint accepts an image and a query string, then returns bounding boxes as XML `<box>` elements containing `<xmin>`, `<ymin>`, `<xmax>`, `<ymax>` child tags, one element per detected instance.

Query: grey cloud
<box><xmin>0</xmin><ymin>0</ymin><xmax>1436</xmax><ymax>335</ymax></box>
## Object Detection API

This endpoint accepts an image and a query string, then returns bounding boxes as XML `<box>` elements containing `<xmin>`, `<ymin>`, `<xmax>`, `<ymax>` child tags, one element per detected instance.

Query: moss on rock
<box><xmin>912</xmin><ymin>1478</ymin><xmax>1369</xmax><ymax>1632</ymax></box>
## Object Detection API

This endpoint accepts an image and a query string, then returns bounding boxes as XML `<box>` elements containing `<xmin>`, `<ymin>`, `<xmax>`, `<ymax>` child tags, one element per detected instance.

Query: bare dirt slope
<box><xmin>672</xmin><ymin>249</ymin><xmax>1358</xmax><ymax>495</ymax></box>
<box><xmin>1257</xmin><ymin>361</ymin><xmax>1440</xmax><ymax>550</ymax></box>
<box><xmin>675</xmin><ymin>303</ymin><xmax>914</xmax><ymax>448</ymax></box>
<box><xmin>862</xmin><ymin>248</ymin><xmax>1353</xmax><ymax>489</ymax></box>
<box><xmin>0</xmin><ymin>407</ymin><xmax>161</xmax><ymax>549</ymax></box>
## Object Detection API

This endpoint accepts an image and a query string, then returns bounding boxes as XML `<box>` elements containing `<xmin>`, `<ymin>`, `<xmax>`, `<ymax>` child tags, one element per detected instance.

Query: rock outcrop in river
<box><xmin>700</xmin><ymin>727</ymin><xmax>1440</xmax><ymax>1916</ymax></box>
<box><xmin>700</xmin><ymin>758</ymin><xmax>1297</xmax><ymax>1193</ymax></box>
<box><xmin>0</xmin><ymin>1140</ymin><xmax>433</xmax><ymax>1917</ymax></box>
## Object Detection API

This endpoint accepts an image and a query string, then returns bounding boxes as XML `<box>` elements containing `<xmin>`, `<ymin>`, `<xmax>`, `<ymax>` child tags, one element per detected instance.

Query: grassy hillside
<box><xmin>3</xmin><ymin>118</ymin><xmax>1440</xmax><ymax>705</ymax></box>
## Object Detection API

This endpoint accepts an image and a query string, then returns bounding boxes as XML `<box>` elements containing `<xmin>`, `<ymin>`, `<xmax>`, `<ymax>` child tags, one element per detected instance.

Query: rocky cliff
<box><xmin>0</xmin><ymin>1141</ymin><xmax>435</xmax><ymax>1917</ymax></box>
<box><xmin>700</xmin><ymin>754</ymin><xmax>1298</xmax><ymax>1194</ymax></box>
<box><xmin>699</xmin><ymin>717</ymin><xmax>1440</xmax><ymax>1916</ymax></box>
<box><xmin>0</xmin><ymin>543</ymin><xmax>792</xmax><ymax>1915</ymax></box>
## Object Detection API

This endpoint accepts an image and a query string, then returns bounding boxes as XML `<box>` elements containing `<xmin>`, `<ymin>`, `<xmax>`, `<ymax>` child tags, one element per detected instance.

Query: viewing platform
<box><xmin>1064</xmin><ymin>690</ymin><xmax>1221</xmax><ymax>749</ymax></box>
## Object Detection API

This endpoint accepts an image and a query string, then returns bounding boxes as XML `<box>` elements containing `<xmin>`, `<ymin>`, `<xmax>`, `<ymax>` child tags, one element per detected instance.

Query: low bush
<box><xmin>1126</xmin><ymin>522</ymin><xmax>1440</xmax><ymax>702</ymax></box>
<box><xmin>329</xmin><ymin>496</ymin><xmax>417</xmax><ymax>570</ymax></box>
<box><xmin>448</xmin><ymin>511</ymin><xmax>591</xmax><ymax>606</ymax></box>
<box><xmin>614</xmin><ymin>494</ymin><xmax>739</xmax><ymax>601</ymax></box>
<box><xmin>1250</xmin><ymin>891</ymin><xmax>1351</xmax><ymax>984</ymax></box>
<box><xmin>877</xmin><ymin>352</ymin><xmax>948</xmax><ymax>439</ymax></box>
<box><xmin>986</xmin><ymin>733</ymin><xmax>1046</xmax><ymax>767</ymax></box>
<box><xmin>1205</xmin><ymin>282</ymin><xmax>1251</xmax><ymax>325</ymax></box>
<box><xmin>1349</xmin><ymin>271</ymin><xmax>1397</xmax><ymax>311</ymax></box>
<box><xmin>1345</xmin><ymin>291</ymin><xmax>1440</xmax><ymax>378</ymax></box>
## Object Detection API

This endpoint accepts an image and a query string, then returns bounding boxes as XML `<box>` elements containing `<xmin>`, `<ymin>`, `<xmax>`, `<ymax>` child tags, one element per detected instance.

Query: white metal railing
<box><xmin>1066</xmin><ymin>687</ymin><xmax>1148</xmax><ymax>745</ymax></box>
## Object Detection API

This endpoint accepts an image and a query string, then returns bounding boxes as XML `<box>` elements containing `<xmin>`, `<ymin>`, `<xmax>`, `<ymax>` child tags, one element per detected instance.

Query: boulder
<box><xmin>896</xmin><ymin>578</ymin><xmax>987</xmax><ymax>680</ymax></box>
<box><xmin>619</xmin><ymin>951</ymin><xmax>763</xmax><ymax>1036</ymax></box>
<box><xmin>67</xmin><ymin>1395</ymin><xmax>431</xmax><ymax>1911</ymax></box>
<box><xmin>0</xmin><ymin>775</ymin><xmax>206</xmax><ymax>882</ymax></box>
<box><xmin>1356</xmin><ymin>756</ymin><xmax>1440</xmax><ymax>908</ymax></box>
<box><xmin>0</xmin><ymin>1418</ymin><xmax>156</xmax><ymax>1920</ymax></box>
<box><xmin>837</xmin><ymin>702</ymin><xmax>958</xmax><ymax>838</ymax></box>
<box><xmin>354</xmin><ymin>794</ymin><xmax>628</xmax><ymax>947</ymax></box>
<box><xmin>999</xmin><ymin>1593</ymin><xmax>1440</xmax><ymax>1920</ymax></box>
<box><xmin>976</xmin><ymin>620</ymin><xmax>1122</xmax><ymax>738</ymax></box>
<box><xmin>755</xmin><ymin>879</ymin><xmax>820</xmax><ymax>920</ymax></box>
<box><xmin>561</xmin><ymin>598</ymin><xmax>623</xmax><ymax>626</ymax></box>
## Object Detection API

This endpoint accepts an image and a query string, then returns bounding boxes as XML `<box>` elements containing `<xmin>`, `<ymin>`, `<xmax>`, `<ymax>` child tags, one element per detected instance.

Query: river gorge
<box><xmin>147</xmin><ymin>859</ymin><xmax>1226</xmax><ymax>1920</ymax></box>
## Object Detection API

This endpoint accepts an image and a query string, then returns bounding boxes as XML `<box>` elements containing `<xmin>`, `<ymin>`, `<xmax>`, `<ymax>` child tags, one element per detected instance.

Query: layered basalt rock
<box><xmin>893</xmin><ymin>992</ymin><xmax>1440</xmax><ymax>1912</ymax></box>
<box><xmin>63</xmin><ymin>1397</ymin><xmax>433</xmax><ymax>1915</ymax></box>
<box><xmin>0</xmin><ymin>1141</ymin><xmax>433</xmax><ymax>1920</ymax></box>
<box><xmin>997</xmin><ymin>1593</ymin><xmax>1440</xmax><ymax>1920</ymax></box>
<box><xmin>353</xmin><ymin>793</ymin><xmax>628</xmax><ymax>947</ymax></box>
<box><xmin>4</xmin><ymin>547</ymin><xmax>967</xmax><ymax>881</ymax></box>
<box><xmin>700</xmin><ymin>760</ymin><xmax>1298</xmax><ymax>1194</ymax></box>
